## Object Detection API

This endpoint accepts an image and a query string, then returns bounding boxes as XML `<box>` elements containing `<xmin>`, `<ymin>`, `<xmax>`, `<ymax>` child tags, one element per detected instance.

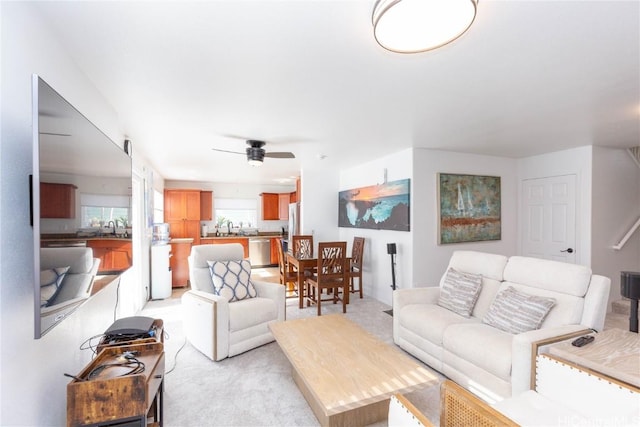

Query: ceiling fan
<box><xmin>211</xmin><ymin>139</ymin><xmax>295</xmax><ymax>166</ymax></box>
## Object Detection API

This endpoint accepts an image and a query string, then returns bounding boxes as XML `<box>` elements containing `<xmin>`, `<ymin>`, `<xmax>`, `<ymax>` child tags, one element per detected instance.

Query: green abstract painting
<box><xmin>438</xmin><ymin>173</ymin><xmax>501</xmax><ymax>244</ymax></box>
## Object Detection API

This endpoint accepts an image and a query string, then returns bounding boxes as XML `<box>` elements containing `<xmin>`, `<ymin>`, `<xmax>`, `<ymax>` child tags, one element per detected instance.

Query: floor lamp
<box><xmin>384</xmin><ymin>243</ymin><xmax>396</xmax><ymax>316</ymax></box>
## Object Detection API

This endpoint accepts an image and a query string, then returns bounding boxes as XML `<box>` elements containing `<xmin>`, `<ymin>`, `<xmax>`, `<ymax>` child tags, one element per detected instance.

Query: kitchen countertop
<box><xmin>41</xmin><ymin>236</ymin><xmax>132</xmax><ymax>241</ymax></box>
<box><xmin>170</xmin><ymin>238</ymin><xmax>194</xmax><ymax>243</ymax></box>
<box><xmin>201</xmin><ymin>233</ymin><xmax>286</xmax><ymax>240</ymax></box>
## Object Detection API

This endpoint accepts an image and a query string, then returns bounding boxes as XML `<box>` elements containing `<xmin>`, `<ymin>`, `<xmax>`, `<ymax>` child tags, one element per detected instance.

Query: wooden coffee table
<box><xmin>269</xmin><ymin>314</ymin><xmax>438</xmax><ymax>426</ymax></box>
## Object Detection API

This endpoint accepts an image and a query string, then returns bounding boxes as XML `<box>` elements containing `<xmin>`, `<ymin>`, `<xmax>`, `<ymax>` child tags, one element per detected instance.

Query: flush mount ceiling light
<box><xmin>247</xmin><ymin>144</ymin><xmax>265</xmax><ymax>167</ymax></box>
<box><xmin>372</xmin><ymin>0</ymin><xmax>478</xmax><ymax>53</ymax></box>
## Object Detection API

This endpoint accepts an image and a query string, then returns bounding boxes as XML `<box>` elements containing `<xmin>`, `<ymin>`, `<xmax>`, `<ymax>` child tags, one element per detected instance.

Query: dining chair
<box><xmin>305</xmin><ymin>241</ymin><xmax>348</xmax><ymax>316</ymax></box>
<box><xmin>348</xmin><ymin>237</ymin><xmax>365</xmax><ymax>299</ymax></box>
<box><xmin>291</xmin><ymin>234</ymin><xmax>314</xmax><ymax>258</ymax></box>
<box><xmin>276</xmin><ymin>238</ymin><xmax>298</xmax><ymax>298</ymax></box>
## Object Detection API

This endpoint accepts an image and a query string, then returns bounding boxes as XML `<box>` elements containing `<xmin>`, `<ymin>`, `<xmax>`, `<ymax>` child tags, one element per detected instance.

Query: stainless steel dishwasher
<box><xmin>249</xmin><ymin>238</ymin><xmax>271</xmax><ymax>267</ymax></box>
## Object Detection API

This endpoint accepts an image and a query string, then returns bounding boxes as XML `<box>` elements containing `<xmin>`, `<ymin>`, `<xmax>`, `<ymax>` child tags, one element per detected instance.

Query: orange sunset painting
<box><xmin>338</xmin><ymin>179</ymin><xmax>410</xmax><ymax>231</ymax></box>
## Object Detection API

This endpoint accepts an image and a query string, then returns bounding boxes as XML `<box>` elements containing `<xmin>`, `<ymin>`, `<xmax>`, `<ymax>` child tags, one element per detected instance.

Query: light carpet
<box><xmin>141</xmin><ymin>281</ymin><xmax>444</xmax><ymax>426</ymax></box>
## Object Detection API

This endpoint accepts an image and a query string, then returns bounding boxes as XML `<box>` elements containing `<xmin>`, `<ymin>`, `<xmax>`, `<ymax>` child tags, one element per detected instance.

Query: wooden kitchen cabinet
<box><xmin>170</xmin><ymin>240</ymin><xmax>192</xmax><ymax>287</ymax></box>
<box><xmin>165</xmin><ymin>189</ymin><xmax>202</xmax><ymax>245</ymax></box>
<box><xmin>167</xmin><ymin>219</ymin><xmax>201</xmax><ymax>245</ymax></box>
<box><xmin>262</xmin><ymin>192</ymin><xmax>291</xmax><ymax>220</ymax></box>
<box><xmin>278</xmin><ymin>194</ymin><xmax>289</xmax><ymax>220</ymax></box>
<box><xmin>262</xmin><ymin>193</ymin><xmax>279</xmax><ymax>220</ymax></box>
<box><xmin>40</xmin><ymin>182</ymin><xmax>77</xmax><ymax>219</ymax></box>
<box><xmin>200</xmin><ymin>190</ymin><xmax>213</xmax><ymax>221</ymax></box>
<box><xmin>87</xmin><ymin>239</ymin><xmax>132</xmax><ymax>273</ymax></box>
<box><xmin>164</xmin><ymin>190</ymin><xmax>201</xmax><ymax>221</ymax></box>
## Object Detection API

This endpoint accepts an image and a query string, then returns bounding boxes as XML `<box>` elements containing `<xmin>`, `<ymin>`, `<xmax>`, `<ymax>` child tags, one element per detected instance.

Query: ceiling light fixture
<box><xmin>372</xmin><ymin>0</ymin><xmax>478</xmax><ymax>54</ymax></box>
<box><xmin>247</xmin><ymin>146</ymin><xmax>264</xmax><ymax>167</ymax></box>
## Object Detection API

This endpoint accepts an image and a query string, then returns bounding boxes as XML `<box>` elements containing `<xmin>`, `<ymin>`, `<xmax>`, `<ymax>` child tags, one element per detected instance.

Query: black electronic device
<box><xmin>104</xmin><ymin>316</ymin><xmax>156</xmax><ymax>339</ymax></box>
<box><xmin>571</xmin><ymin>335</ymin><xmax>595</xmax><ymax>347</ymax></box>
<box><xmin>387</xmin><ymin>243</ymin><xmax>397</xmax><ymax>255</ymax></box>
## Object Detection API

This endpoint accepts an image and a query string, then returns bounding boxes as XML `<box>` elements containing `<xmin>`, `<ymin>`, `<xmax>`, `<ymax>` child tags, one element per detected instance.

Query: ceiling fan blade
<box><xmin>211</xmin><ymin>148</ymin><xmax>244</xmax><ymax>155</ymax></box>
<box><xmin>264</xmin><ymin>152</ymin><xmax>295</xmax><ymax>159</ymax></box>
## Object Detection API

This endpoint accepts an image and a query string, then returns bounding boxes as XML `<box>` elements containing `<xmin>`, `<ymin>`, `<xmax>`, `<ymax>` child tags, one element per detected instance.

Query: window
<box><xmin>80</xmin><ymin>193</ymin><xmax>131</xmax><ymax>228</ymax></box>
<box><xmin>214</xmin><ymin>198</ymin><xmax>257</xmax><ymax>229</ymax></box>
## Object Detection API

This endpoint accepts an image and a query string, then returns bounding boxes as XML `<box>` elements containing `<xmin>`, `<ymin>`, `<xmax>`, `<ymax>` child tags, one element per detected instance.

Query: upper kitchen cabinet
<box><xmin>165</xmin><ymin>189</ymin><xmax>201</xmax><ymax>221</ymax></box>
<box><xmin>41</xmin><ymin>182</ymin><xmax>77</xmax><ymax>218</ymax></box>
<box><xmin>164</xmin><ymin>189</ymin><xmax>202</xmax><ymax>245</ymax></box>
<box><xmin>200</xmin><ymin>191</ymin><xmax>213</xmax><ymax>221</ymax></box>
<box><xmin>262</xmin><ymin>192</ymin><xmax>291</xmax><ymax>220</ymax></box>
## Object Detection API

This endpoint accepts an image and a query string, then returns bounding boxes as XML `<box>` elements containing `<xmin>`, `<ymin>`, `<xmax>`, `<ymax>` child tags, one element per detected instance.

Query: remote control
<box><xmin>571</xmin><ymin>335</ymin><xmax>595</xmax><ymax>347</ymax></box>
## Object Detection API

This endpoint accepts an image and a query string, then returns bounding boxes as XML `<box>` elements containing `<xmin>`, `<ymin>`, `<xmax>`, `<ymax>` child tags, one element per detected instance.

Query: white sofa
<box><xmin>393</xmin><ymin>251</ymin><xmax>611</xmax><ymax>402</ymax></box>
<box><xmin>182</xmin><ymin>243</ymin><xmax>285</xmax><ymax>361</ymax></box>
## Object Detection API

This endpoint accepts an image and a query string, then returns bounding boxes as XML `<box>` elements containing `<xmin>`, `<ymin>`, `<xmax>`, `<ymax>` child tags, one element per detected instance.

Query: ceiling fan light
<box><xmin>247</xmin><ymin>146</ymin><xmax>264</xmax><ymax>166</ymax></box>
<box><xmin>372</xmin><ymin>0</ymin><xmax>478</xmax><ymax>53</ymax></box>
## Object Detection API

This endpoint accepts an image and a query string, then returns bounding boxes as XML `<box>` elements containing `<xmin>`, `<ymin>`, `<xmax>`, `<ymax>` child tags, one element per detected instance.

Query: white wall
<box><xmin>591</xmin><ymin>146</ymin><xmax>640</xmax><ymax>305</ymax></box>
<box><xmin>336</xmin><ymin>148</ymin><xmax>518</xmax><ymax>306</ymax></box>
<box><xmin>412</xmin><ymin>148</ymin><xmax>519</xmax><ymax>289</ymax></box>
<box><xmin>0</xmin><ymin>3</ymin><xmax>142</xmax><ymax>425</ymax></box>
<box><xmin>518</xmin><ymin>146</ymin><xmax>593</xmax><ymax>266</ymax></box>
<box><xmin>339</xmin><ymin>149</ymin><xmax>413</xmax><ymax>305</ymax></box>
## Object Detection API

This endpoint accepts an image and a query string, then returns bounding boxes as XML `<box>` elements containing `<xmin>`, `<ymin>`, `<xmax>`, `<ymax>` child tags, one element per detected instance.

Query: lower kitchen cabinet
<box><xmin>170</xmin><ymin>239</ymin><xmax>192</xmax><ymax>288</ymax></box>
<box><xmin>87</xmin><ymin>240</ymin><xmax>132</xmax><ymax>273</ymax></box>
<box><xmin>201</xmin><ymin>237</ymin><xmax>249</xmax><ymax>258</ymax></box>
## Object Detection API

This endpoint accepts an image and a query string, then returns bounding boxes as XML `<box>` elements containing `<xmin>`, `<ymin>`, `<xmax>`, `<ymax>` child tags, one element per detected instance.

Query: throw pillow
<box><xmin>40</xmin><ymin>266</ymin><xmax>70</xmax><ymax>307</ymax></box>
<box><xmin>483</xmin><ymin>286</ymin><xmax>556</xmax><ymax>334</ymax></box>
<box><xmin>207</xmin><ymin>260</ymin><xmax>257</xmax><ymax>302</ymax></box>
<box><xmin>437</xmin><ymin>268</ymin><xmax>483</xmax><ymax>317</ymax></box>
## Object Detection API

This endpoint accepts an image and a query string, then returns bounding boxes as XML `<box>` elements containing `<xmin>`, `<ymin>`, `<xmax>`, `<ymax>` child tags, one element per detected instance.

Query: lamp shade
<box><xmin>372</xmin><ymin>0</ymin><xmax>478</xmax><ymax>53</ymax></box>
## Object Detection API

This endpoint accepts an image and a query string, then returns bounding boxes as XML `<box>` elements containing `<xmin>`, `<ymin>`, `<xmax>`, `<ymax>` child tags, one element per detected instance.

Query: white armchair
<box><xmin>182</xmin><ymin>243</ymin><xmax>285</xmax><ymax>361</ymax></box>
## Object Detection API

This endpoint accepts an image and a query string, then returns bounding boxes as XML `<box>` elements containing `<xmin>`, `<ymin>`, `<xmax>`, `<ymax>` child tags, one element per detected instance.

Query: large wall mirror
<box><xmin>33</xmin><ymin>75</ymin><xmax>133</xmax><ymax>338</ymax></box>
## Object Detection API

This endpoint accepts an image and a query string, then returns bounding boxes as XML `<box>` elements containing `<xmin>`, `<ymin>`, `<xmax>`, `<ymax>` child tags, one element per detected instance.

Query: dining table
<box><xmin>285</xmin><ymin>251</ymin><xmax>351</xmax><ymax>309</ymax></box>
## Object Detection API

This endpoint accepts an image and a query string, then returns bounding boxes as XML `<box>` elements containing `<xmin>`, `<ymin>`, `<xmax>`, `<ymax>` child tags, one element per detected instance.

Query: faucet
<box><xmin>227</xmin><ymin>221</ymin><xmax>233</xmax><ymax>234</ymax></box>
<box><xmin>107</xmin><ymin>221</ymin><xmax>116</xmax><ymax>235</ymax></box>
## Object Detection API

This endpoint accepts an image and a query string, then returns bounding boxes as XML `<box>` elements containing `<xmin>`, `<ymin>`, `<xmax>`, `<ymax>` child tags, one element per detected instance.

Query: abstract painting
<box><xmin>338</xmin><ymin>179</ymin><xmax>410</xmax><ymax>231</ymax></box>
<box><xmin>438</xmin><ymin>173</ymin><xmax>501</xmax><ymax>244</ymax></box>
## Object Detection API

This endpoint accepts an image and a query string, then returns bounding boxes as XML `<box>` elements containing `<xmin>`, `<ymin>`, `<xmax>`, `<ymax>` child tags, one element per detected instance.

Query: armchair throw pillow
<box><xmin>483</xmin><ymin>286</ymin><xmax>555</xmax><ymax>334</ymax></box>
<box><xmin>40</xmin><ymin>266</ymin><xmax>70</xmax><ymax>307</ymax></box>
<box><xmin>437</xmin><ymin>268</ymin><xmax>483</xmax><ymax>317</ymax></box>
<box><xmin>207</xmin><ymin>260</ymin><xmax>257</xmax><ymax>302</ymax></box>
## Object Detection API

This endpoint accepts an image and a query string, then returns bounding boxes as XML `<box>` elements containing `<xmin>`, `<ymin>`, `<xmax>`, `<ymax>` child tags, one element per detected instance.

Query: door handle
<box><xmin>561</xmin><ymin>248</ymin><xmax>574</xmax><ymax>253</ymax></box>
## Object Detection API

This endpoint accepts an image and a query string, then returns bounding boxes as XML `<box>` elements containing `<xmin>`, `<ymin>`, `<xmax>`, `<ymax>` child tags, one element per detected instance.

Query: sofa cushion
<box><xmin>443</xmin><ymin>323</ymin><xmax>513</xmax><ymax>381</ymax></box>
<box><xmin>483</xmin><ymin>286</ymin><xmax>555</xmax><ymax>334</ymax></box>
<box><xmin>400</xmin><ymin>304</ymin><xmax>478</xmax><ymax>346</ymax></box>
<box><xmin>207</xmin><ymin>260</ymin><xmax>257</xmax><ymax>302</ymax></box>
<box><xmin>445</xmin><ymin>251</ymin><xmax>509</xmax><ymax>283</ymax></box>
<box><xmin>503</xmin><ymin>256</ymin><xmax>592</xmax><ymax>297</ymax></box>
<box><xmin>40</xmin><ymin>266</ymin><xmax>70</xmax><ymax>307</ymax></box>
<box><xmin>228</xmin><ymin>297</ymin><xmax>277</xmax><ymax>332</ymax></box>
<box><xmin>438</xmin><ymin>268</ymin><xmax>483</xmax><ymax>317</ymax></box>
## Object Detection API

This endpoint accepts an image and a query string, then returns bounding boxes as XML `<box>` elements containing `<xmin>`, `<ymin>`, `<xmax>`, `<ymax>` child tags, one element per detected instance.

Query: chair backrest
<box><xmin>188</xmin><ymin>243</ymin><xmax>245</xmax><ymax>294</ymax></box>
<box><xmin>351</xmin><ymin>237</ymin><xmax>365</xmax><ymax>269</ymax></box>
<box><xmin>316</xmin><ymin>241</ymin><xmax>347</xmax><ymax>283</ymax></box>
<box><xmin>291</xmin><ymin>235</ymin><xmax>314</xmax><ymax>258</ymax></box>
<box><xmin>275</xmin><ymin>238</ymin><xmax>286</xmax><ymax>276</ymax></box>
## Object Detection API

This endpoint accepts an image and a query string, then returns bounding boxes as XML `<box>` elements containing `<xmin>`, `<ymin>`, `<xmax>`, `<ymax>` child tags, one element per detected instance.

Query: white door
<box><xmin>521</xmin><ymin>174</ymin><xmax>577</xmax><ymax>263</ymax></box>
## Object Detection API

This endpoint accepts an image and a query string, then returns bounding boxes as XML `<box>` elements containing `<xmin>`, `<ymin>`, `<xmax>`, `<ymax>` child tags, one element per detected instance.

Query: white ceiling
<box><xmin>33</xmin><ymin>0</ymin><xmax>640</xmax><ymax>185</ymax></box>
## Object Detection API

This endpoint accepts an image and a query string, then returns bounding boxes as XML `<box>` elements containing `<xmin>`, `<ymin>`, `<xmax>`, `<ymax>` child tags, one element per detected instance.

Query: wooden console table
<box><xmin>67</xmin><ymin>342</ymin><xmax>164</xmax><ymax>427</ymax></box>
